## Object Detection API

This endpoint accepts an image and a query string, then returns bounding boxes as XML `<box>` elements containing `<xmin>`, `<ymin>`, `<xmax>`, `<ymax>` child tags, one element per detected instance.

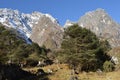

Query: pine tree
<box><xmin>57</xmin><ymin>24</ymin><xmax>110</xmax><ymax>72</ymax></box>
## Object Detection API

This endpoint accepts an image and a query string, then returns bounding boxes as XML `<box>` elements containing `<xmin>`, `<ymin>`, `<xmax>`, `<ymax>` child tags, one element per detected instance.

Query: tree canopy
<box><xmin>56</xmin><ymin>24</ymin><xmax>111</xmax><ymax>72</ymax></box>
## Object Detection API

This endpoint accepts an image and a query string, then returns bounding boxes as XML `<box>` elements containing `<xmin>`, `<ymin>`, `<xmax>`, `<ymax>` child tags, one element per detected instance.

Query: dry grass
<box><xmin>23</xmin><ymin>64</ymin><xmax>120</xmax><ymax>80</ymax></box>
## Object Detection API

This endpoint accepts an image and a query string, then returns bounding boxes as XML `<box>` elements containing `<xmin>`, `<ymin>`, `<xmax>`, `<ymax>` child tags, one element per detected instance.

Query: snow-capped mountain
<box><xmin>0</xmin><ymin>8</ymin><xmax>59</xmax><ymax>44</ymax></box>
<box><xmin>0</xmin><ymin>8</ymin><xmax>63</xmax><ymax>49</ymax></box>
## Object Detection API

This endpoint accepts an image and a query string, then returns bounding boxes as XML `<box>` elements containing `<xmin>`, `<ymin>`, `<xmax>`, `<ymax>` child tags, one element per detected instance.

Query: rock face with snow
<box><xmin>0</xmin><ymin>8</ymin><xmax>63</xmax><ymax>49</ymax></box>
<box><xmin>0</xmin><ymin>8</ymin><xmax>42</xmax><ymax>43</ymax></box>
<box><xmin>78</xmin><ymin>9</ymin><xmax>120</xmax><ymax>48</ymax></box>
<box><xmin>64</xmin><ymin>20</ymin><xmax>76</xmax><ymax>28</ymax></box>
<box><xmin>30</xmin><ymin>15</ymin><xmax>63</xmax><ymax>49</ymax></box>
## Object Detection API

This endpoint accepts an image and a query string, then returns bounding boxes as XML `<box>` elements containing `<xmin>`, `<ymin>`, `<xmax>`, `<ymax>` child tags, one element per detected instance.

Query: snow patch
<box><xmin>45</xmin><ymin>14</ymin><xmax>56</xmax><ymax>23</ymax></box>
<box><xmin>102</xmin><ymin>19</ymin><xmax>106</xmax><ymax>23</ymax></box>
<box><xmin>96</xmin><ymin>27</ymin><xmax>99</xmax><ymax>31</ymax></box>
<box><xmin>64</xmin><ymin>20</ymin><xmax>74</xmax><ymax>28</ymax></box>
<box><xmin>80</xmin><ymin>23</ymin><xmax>84</xmax><ymax>27</ymax></box>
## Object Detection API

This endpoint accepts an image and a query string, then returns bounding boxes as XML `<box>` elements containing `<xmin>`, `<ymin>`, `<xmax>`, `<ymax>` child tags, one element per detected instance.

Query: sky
<box><xmin>0</xmin><ymin>0</ymin><xmax>120</xmax><ymax>26</ymax></box>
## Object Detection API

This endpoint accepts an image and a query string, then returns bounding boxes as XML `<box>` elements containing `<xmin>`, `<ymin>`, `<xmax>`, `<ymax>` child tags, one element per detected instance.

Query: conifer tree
<box><xmin>57</xmin><ymin>24</ymin><xmax>110</xmax><ymax>72</ymax></box>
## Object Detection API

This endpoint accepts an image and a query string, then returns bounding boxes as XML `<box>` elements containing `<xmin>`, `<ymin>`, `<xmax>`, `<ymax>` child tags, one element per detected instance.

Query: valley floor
<box><xmin>23</xmin><ymin>64</ymin><xmax>120</xmax><ymax>80</ymax></box>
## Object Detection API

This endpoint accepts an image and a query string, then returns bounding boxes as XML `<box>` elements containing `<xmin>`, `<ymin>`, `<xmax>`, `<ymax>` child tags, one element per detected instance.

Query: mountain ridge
<box><xmin>0</xmin><ymin>8</ymin><xmax>58</xmax><ymax>37</ymax></box>
<box><xmin>0</xmin><ymin>8</ymin><xmax>63</xmax><ymax>49</ymax></box>
<box><xmin>1</xmin><ymin>8</ymin><xmax>120</xmax><ymax>49</ymax></box>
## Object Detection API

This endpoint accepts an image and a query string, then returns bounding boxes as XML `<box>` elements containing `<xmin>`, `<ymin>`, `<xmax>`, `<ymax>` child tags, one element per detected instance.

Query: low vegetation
<box><xmin>23</xmin><ymin>64</ymin><xmax>120</xmax><ymax>80</ymax></box>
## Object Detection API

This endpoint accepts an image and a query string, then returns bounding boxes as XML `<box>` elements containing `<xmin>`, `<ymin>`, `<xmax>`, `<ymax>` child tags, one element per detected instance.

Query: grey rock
<box><xmin>30</xmin><ymin>16</ymin><xmax>64</xmax><ymax>50</ymax></box>
<box><xmin>78</xmin><ymin>8</ymin><xmax>120</xmax><ymax>48</ymax></box>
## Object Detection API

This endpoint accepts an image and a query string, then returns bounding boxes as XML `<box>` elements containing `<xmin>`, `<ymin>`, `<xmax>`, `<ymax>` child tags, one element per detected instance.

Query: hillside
<box><xmin>23</xmin><ymin>64</ymin><xmax>120</xmax><ymax>80</ymax></box>
<box><xmin>0</xmin><ymin>24</ymin><xmax>48</xmax><ymax>65</ymax></box>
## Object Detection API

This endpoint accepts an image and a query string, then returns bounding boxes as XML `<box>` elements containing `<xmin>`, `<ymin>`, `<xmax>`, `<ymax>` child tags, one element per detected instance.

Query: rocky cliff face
<box><xmin>78</xmin><ymin>9</ymin><xmax>120</xmax><ymax>48</ymax></box>
<box><xmin>30</xmin><ymin>15</ymin><xmax>63</xmax><ymax>50</ymax></box>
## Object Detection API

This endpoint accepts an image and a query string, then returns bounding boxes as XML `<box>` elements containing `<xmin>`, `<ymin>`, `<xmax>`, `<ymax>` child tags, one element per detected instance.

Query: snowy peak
<box><xmin>0</xmin><ymin>8</ymin><xmax>59</xmax><ymax>44</ymax></box>
<box><xmin>0</xmin><ymin>8</ymin><xmax>58</xmax><ymax>36</ymax></box>
<box><xmin>0</xmin><ymin>8</ymin><xmax>62</xmax><ymax>49</ymax></box>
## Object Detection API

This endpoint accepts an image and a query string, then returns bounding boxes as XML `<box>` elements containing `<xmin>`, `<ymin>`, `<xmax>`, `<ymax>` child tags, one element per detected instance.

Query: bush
<box><xmin>26</xmin><ymin>59</ymin><xmax>38</xmax><ymax>67</ymax></box>
<box><xmin>103</xmin><ymin>61</ymin><xmax>114</xmax><ymax>72</ymax></box>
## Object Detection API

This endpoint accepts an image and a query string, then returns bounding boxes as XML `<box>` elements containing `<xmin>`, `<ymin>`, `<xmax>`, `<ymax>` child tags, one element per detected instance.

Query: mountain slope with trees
<box><xmin>0</xmin><ymin>24</ymin><xmax>48</xmax><ymax>65</ymax></box>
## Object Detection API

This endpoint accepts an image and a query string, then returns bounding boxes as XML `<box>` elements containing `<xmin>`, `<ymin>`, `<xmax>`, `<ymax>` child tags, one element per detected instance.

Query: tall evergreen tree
<box><xmin>57</xmin><ymin>24</ymin><xmax>110</xmax><ymax>72</ymax></box>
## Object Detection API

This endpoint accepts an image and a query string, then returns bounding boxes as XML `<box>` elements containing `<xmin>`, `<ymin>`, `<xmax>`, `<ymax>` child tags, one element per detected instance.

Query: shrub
<box><xmin>26</xmin><ymin>59</ymin><xmax>38</xmax><ymax>67</ymax></box>
<box><xmin>103</xmin><ymin>61</ymin><xmax>114</xmax><ymax>72</ymax></box>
